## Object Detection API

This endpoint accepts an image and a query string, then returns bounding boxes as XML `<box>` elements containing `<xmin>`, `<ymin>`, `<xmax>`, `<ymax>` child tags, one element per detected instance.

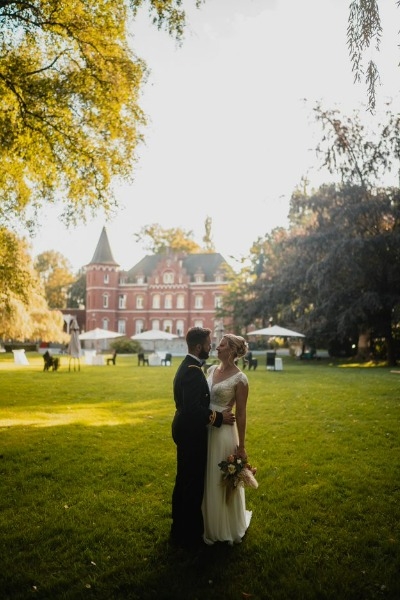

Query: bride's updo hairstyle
<box><xmin>223</xmin><ymin>334</ymin><xmax>249</xmax><ymax>362</ymax></box>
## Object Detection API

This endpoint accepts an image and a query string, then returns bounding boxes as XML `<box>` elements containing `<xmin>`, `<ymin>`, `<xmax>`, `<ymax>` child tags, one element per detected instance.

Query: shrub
<box><xmin>109</xmin><ymin>338</ymin><xmax>140</xmax><ymax>354</ymax></box>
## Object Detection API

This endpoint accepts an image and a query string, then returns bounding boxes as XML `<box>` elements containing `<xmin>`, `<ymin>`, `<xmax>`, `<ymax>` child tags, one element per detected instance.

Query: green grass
<box><xmin>0</xmin><ymin>353</ymin><xmax>399</xmax><ymax>600</ymax></box>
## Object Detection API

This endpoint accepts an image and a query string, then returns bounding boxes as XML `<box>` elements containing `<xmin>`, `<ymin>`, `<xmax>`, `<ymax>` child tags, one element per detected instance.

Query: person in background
<box><xmin>170</xmin><ymin>327</ymin><xmax>235</xmax><ymax>549</ymax></box>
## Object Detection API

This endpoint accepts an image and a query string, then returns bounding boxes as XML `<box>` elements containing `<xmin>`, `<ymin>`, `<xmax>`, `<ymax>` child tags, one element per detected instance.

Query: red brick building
<box><xmin>85</xmin><ymin>227</ymin><xmax>230</xmax><ymax>340</ymax></box>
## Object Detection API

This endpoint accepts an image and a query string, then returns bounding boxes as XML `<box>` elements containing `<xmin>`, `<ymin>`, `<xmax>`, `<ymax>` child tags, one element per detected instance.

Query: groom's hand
<box><xmin>221</xmin><ymin>409</ymin><xmax>235</xmax><ymax>425</ymax></box>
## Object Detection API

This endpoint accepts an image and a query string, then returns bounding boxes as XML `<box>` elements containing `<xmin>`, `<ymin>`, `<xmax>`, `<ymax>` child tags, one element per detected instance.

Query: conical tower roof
<box><xmin>88</xmin><ymin>227</ymin><xmax>119</xmax><ymax>266</ymax></box>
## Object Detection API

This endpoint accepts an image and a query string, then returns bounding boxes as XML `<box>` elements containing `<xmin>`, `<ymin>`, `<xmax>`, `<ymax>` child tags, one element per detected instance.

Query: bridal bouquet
<box><xmin>218</xmin><ymin>454</ymin><xmax>258</xmax><ymax>503</ymax></box>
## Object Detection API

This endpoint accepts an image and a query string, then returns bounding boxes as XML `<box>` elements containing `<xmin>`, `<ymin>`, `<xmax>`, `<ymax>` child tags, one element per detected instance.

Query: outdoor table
<box><xmin>12</xmin><ymin>349</ymin><xmax>29</xmax><ymax>365</ymax></box>
<box><xmin>148</xmin><ymin>353</ymin><xmax>161</xmax><ymax>366</ymax></box>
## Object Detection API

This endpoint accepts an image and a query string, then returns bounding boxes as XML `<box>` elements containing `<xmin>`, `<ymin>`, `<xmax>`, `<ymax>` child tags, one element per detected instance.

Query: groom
<box><xmin>170</xmin><ymin>326</ymin><xmax>235</xmax><ymax>549</ymax></box>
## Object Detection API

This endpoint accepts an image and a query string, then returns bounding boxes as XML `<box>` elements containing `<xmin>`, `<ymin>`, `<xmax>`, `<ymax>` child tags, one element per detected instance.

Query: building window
<box><xmin>195</xmin><ymin>272</ymin><xmax>204</xmax><ymax>283</ymax></box>
<box><xmin>103</xmin><ymin>294</ymin><xmax>109</xmax><ymax>308</ymax></box>
<box><xmin>177</xmin><ymin>294</ymin><xmax>185</xmax><ymax>309</ymax></box>
<box><xmin>136</xmin><ymin>295</ymin><xmax>144</xmax><ymax>309</ymax></box>
<box><xmin>176</xmin><ymin>320</ymin><xmax>184</xmax><ymax>336</ymax></box>
<box><xmin>194</xmin><ymin>320</ymin><xmax>203</xmax><ymax>328</ymax></box>
<box><xmin>118</xmin><ymin>320</ymin><xmax>126</xmax><ymax>334</ymax></box>
<box><xmin>102</xmin><ymin>319</ymin><xmax>109</xmax><ymax>329</ymax></box>
<box><xmin>152</xmin><ymin>294</ymin><xmax>160</xmax><ymax>309</ymax></box>
<box><xmin>104</xmin><ymin>273</ymin><xmax>109</xmax><ymax>284</ymax></box>
<box><xmin>164</xmin><ymin>294</ymin><xmax>172</xmax><ymax>309</ymax></box>
<box><xmin>163</xmin><ymin>271</ymin><xmax>174</xmax><ymax>284</ymax></box>
<box><xmin>215</xmin><ymin>295</ymin><xmax>222</xmax><ymax>308</ymax></box>
<box><xmin>136</xmin><ymin>320</ymin><xmax>144</xmax><ymax>334</ymax></box>
<box><xmin>119</xmin><ymin>295</ymin><xmax>126</xmax><ymax>309</ymax></box>
<box><xmin>152</xmin><ymin>320</ymin><xmax>160</xmax><ymax>331</ymax></box>
<box><xmin>215</xmin><ymin>271</ymin><xmax>224</xmax><ymax>282</ymax></box>
<box><xmin>194</xmin><ymin>295</ymin><xmax>203</xmax><ymax>309</ymax></box>
<box><xmin>137</xmin><ymin>275</ymin><xmax>144</xmax><ymax>284</ymax></box>
<box><xmin>164</xmin><ymin>320</ymin><xmax>173</xmax><ymax>333</ymax></box>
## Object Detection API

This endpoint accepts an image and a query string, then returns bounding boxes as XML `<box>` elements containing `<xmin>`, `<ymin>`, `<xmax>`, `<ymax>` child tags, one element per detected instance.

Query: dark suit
<box><xmin>171</xmin><ymin>355</ymin><xmax>223</xmax><ymax>546</ymax></box>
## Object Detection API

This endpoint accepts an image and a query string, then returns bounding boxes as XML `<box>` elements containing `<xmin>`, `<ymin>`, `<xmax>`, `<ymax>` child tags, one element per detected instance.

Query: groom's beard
<box><xmin>198</xmin><ymin>348</ymin><xmax>210</xmax><ymax>360</ymax></box>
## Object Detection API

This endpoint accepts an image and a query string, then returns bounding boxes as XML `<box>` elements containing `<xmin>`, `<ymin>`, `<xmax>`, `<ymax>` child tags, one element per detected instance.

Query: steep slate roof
<box><xmin>88</xmin><ymin>227</ymin><xmax>119</xmax><ymax>266</ymax></box>
<box><xmin>126</xmin><ymin>252</ymin><xmax>227</xmax><ymax>282</ymax></box>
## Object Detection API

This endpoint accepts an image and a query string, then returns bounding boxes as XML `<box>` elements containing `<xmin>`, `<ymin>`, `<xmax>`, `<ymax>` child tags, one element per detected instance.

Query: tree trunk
<box><xmin>386</xmin><ymin>335</ymin><xmax>397</xmax><ymax>367</ymax></box>
<box><xmin>355</xmin><ymin>330</ymin><xmax>370</xmax><ymax>362</ymax></box>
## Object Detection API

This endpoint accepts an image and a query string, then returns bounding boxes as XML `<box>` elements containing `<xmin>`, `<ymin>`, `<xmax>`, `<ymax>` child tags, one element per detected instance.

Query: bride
<box><xmin>202</xmin><ymin>333</ymin><xmax>252</xmax><ymax>545</ymax></box>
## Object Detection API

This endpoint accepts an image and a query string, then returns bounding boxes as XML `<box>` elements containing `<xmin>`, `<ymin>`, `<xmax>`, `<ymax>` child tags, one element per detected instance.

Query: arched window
<box><xmin>152</xmin><ymin>294</ymin><xmax>160</xmax><ymax>309</ymax></box>
<box><xmin>164</xmin><ymin>294</ymin><xmax>172</xmax><ymax>309</ymax></box>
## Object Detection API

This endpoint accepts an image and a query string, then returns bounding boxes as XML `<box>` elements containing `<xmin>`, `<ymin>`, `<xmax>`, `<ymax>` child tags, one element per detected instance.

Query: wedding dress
<box><xmin>202</xmin><ymin>365</ymin><xmax>252</xmax><ymax>544</ymax></box>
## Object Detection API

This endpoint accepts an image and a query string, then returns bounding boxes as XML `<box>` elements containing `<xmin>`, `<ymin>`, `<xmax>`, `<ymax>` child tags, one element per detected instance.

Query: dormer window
<box><xmin>163</xmin><ymin>271</ymin><xmax>174</xmax><ymax>284</ymax></box>
<box><xmin>194</xmin><ymin>270</ymin><xmax>204</xmax><ymax>283</ymax></box>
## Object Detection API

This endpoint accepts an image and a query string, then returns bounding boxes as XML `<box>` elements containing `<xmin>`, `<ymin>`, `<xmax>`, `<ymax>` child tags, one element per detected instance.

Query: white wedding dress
<box><xmin>202</xmin><ymin>365</ymin><xmax>252</xmax><ymax>544</ymax></box>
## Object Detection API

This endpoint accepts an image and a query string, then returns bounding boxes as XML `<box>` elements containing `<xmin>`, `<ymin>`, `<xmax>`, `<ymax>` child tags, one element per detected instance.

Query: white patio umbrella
<box><xmin>68</xmin><ymin>318</ymin><xmax>82</xmax><ymax>356</ymax></box>
<box><xmin>131</xmin><ymin>329</ymin><xmax>178</xmax><ymax>341</ymax></box>
<box><xmin>248</xmin><ymin>325</ymin><xmax>305</xmax><ymax>338</ymax></box>
<box><xmin>79</xmin><ymin>328</ymin><xmax>124</xmax><ymax>341</ymax></box>
<box><xmin>79</xmin><ymin>328</ymin><xmax>124</xmax><ymax>353</ymax></box>
<box><xmin>131</xmin><ymin>329</ymin><xmax>178</xmax><ymax>351</ymax></box>
<box><xmin>67</xmin><ymin>318</ymin><xmax>82</xmax><ymax>370</ymax></box>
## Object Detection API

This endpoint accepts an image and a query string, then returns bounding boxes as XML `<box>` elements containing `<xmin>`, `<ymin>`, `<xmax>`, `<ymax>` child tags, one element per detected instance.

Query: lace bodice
<box><xmin>206</xmin><ymin>365</ymin><xmax>248</xmax><ymax>409</ymax></box>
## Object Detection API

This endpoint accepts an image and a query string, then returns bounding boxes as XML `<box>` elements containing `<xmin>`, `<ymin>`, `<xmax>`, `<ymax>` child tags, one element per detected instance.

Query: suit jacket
<box><xmin>172</xmin><ymin>355</ymin><xmax>223</xmax><ymax>435</ymax></box>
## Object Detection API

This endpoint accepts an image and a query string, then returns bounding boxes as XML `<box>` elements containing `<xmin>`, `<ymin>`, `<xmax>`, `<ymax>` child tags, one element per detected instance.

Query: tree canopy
<box><xmin>225</xmin><ymin>106</ymin><xmax>400</xmax><ymax>365</ymax></box>
<box><xmin>34</xmin><ymin>250</ymin><xmax>75</xmax><ymax>309</ymax></box>
<box><xmin>0</xmin><ymin>230</ymin><xmax>67</xmax><ymax>341</ymax></box>
<box><xmin>0</xmin><ymin>0</ymin><xmax>201</xmax><ymax>232</ymax></box>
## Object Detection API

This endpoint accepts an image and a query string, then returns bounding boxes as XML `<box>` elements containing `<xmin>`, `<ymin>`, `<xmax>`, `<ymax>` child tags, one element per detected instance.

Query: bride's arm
<box><xmin>235</xmin><ymin>379</ymin><xmax>249</xmax><ymax>460</ymax></box>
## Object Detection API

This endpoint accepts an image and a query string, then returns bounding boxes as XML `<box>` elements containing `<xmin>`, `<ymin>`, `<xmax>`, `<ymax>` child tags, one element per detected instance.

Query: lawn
<box><xmin>0</xmin><ymin>353</ymin><xmax>399</xmax><ymax>600</ymax></box>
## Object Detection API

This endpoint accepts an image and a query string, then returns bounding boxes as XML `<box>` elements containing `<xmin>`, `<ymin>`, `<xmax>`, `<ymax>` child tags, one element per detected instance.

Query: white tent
<box><xmin>131</xmin><ymin>330</ymin><xmax>178</xmax><ymax>342</ymax></box>
<box><xmin>131</xmin><ymin>329</ymin><xmax>178</xmax><ymax>353</ymax></box>
<box><xmin>79</xmin><ymin>328</ymin><xmax>124</xmax><ymax>341</ymax></box>
<box><xmin>248</xmin><ymin>325</ymin><xmax>305</xmax><ymax>338</ymax></box>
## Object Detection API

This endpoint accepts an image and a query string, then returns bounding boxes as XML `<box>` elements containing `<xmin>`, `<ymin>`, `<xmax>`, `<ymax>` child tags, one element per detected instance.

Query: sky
<box><xmin>28</xmin><ymin>0</ymin><xmax>400</xmax><ymax>273</ymax></box>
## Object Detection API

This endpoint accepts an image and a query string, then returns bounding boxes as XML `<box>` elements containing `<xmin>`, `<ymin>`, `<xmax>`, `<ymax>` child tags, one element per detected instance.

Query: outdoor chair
<box><xmin>138</xmin><ymin>352</ymin><xmax>149</xmax><ymax>366</ymax></box>
<box><xmin>161</xmin><ymin>353</ymin><xmax>172</xmax><ymax>366</ymax></box>
<box><xmin>243</xmin><ymin>351</ymin><xmax>257</xmax><ymax>370</ymax></box>
<box><xmin>107</xmin><ymin>350</ymin><xmax>117</xmax><ymax>365</ymax></box>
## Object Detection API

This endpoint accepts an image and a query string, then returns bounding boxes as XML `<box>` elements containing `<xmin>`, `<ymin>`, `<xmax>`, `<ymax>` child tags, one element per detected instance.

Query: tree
<box><xmin>244</xmin><ymin>183</ymin><xmax>400</xmax><ymax>365</ymax></box>
<box><xmin>0</xmin><ymin>228</ymin><xmax>36</xmax><ymax>314</ymax></box>
<box><xmin>347</xmin><ymin>1</ymin><xmax>400</xmax><ymax>112</ymax></box>
<box><xmin>0</xmin><ymin>231</ymin><xmax>68</xmax><ymax>341</ymax></box>
<box><xmin>34</xmin><ymin>251</ymin><xmax>75</xmax><ymax>309</ymax></box>
<box><xmin>134</xmin><ymin>223</ymin><xmax>201</xmax><ymax>254</ymax></box>
<box><xmin>0</xmin><ymin>1</ymin><xmax>200</xmax><ymax>231</ymax></box>
<box><xmin>313</xmin><ymin>104</ymin><xmax>400</xmax><ymax>188</ymax></box>
<box><xmin>67</xmin><ymin>269</ymin><xmax>86</xmax><ymax>309</ymax></box>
